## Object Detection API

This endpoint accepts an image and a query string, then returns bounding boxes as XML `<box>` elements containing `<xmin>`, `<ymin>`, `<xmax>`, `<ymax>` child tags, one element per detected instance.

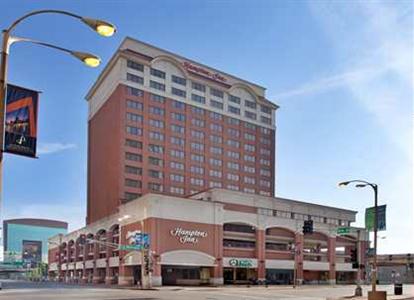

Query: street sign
<box><xmin>365</xmin><ymin>205</ymin><xmax>386</xmax><ymax>231</ymax></box>
<box><xmin>119</xmin><ymin>245</ymin><xmax>141</xmax><ymax>251</ymax></box>
<box><xmin>337</xmin><ymin>227</ymin><xmax>350</xmax><ymax>235</ymax></box>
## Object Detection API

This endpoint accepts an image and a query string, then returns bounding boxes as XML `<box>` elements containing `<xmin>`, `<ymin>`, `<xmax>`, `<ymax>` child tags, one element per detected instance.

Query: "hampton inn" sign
<box><xmin>170</xmin><ymin>227</ymin><xmax>208</xmax><ymax>244</ymax></box>
<box><xmin>183</xmin><ymin>61</ymin><xmax>227</xmax><ymax>83</ymax></box>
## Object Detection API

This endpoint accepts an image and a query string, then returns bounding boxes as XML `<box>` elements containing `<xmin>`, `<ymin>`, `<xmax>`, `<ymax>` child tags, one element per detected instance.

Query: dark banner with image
<box><xmin>4</xmin><ymin>84</ymin><xmax>39</xmax><ymax>158</ymax></box>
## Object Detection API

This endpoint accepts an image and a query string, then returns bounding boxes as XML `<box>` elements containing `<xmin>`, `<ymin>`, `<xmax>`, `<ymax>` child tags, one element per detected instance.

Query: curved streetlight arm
<box><xmin>8</xmin><ymin>36</ymin><xmax>73</xmax><ymax>55</ymax></box>
<box><xmin>4</xmin><ymin>9</ymin><xmax>82</xmax><ymax>34</ymax></box>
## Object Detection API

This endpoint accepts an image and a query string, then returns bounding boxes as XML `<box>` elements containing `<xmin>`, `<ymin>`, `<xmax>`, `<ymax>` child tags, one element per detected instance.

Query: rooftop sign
<box><xmin>183</xmin><ymin>61</ymin><xmax>227</xmax><ymax>83</ymax></box>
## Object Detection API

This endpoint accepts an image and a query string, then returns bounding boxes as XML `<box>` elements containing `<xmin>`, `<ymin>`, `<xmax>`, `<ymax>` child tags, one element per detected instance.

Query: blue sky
<box><xmin>2</xmin><ymin>0</ymin><xmax>412</xmax><ymax>254</ymax></box>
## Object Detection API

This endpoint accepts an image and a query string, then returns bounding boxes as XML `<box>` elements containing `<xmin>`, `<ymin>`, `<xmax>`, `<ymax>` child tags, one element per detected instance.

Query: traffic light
<box><xmin>302</xmin><ymin>220</ymin><xmax>314</xmax><ymax>234</ymax></box>
<box><xmin>143</xmin><ymin>253</ymin><xmax>151</xmax><ymax>275</ymax></box>
<box><xmin>350</xmin><ymin>248</ymin><xmax>358</xmax><ymax>268</ymax></box>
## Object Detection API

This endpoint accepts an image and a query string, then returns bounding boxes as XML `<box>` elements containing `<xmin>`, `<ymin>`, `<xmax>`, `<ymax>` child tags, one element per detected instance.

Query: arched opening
<box><xmin>303</xmin><ymin>231</ymin><xmax>330</xmax><ymax>283</ymax></box>
<box><xmin>96</xmin><ymin>229</ymin><xmax>107</xmax><ymax>259</ymax></box>
<box><xmin>68</xmin><ymin>240</ymin><xmax>75</xmax><ymax>263</ymax></box>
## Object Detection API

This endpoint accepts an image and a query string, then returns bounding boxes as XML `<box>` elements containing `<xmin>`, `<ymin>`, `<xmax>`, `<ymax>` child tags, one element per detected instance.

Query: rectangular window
<box><xmin>149</xmin><ymin>144</ymin><xmax>164</xmax><ymax>154</ymax></box>
<box><xmin>190</xmin><ymin>165</ymin><xmax>204</xmax><ymax>175</ymax></box>
<box><xmin>244</xmin><ymin>187</ymin><xmax>255</xmax><ymax>194</ymax></box>
<box><xmin>150</xmin><ymin>68</ymin><xmax>166</xmax><ymax>79</ymax></box>
<box><xmin>210</xmin><ymin>88</ymin><xmax>224</xmax><ymax>98</ymax></box>
<box><xmin>126</xmin><ymin>99</ymin><xmax>143</xmax><ymax>110</ymax></box>
<box><xmin>124</xmin><ymin>192</ymin><xmax>140</xmax><ymax>201</ymax></box>
<box><xmin>192</xmin><ymin>82</ymin><xmax>206</xmax><ymax>92</ymax></box>
<box><xmin>149</xmin><ymin>131</ymin><xmax>164</xmax><ymax>141</ymax></box>
<box><xmin>126</xmin><ymin>86</ymin><xmax>144</xmax><ymax>97</ymax></box>
<box><xmin>260</xmin><ymin>127</ymin><xmax>272</xmax><ymax>135</ymax></box>
<box><xmin>149</xmin><ymin>119</ymin><xmax>164</xmax><ymax>128</ymax></box>
<box><xmin>227</xmin><ymin>139</ymin><xmax>240</xmax><ymax>148</ymax></box>
<box><xmin>244</xmin><ymin>144</ymin><xmax>255</xmax><ymax>152</ymax></box>
<box><xmin>127</xmin><ymin>60</ymin><xmax>144</xmax><ymax>72</ymax></box>
<box><xmin>261</xmin><ymin>116</ymin><xmax>271</xmax><ymax>124</ymax></box>
<box><xmin>127</xmin><ymin>73</ymin><xmax>144</xmax><ymax>84</ymax></box>
<box><xmin>170</xmin><ymin>186</ymin><xmax>185</xmax><ymax>195</ymax></box>
<box><xmin>190</xmin><ymin>178</ymin><xmax>204</xmax><ymax>186</ymax></box>
<box><xmin>148</xmin><ymin>169</ymin><xmax>163</xmax><ymax>179</ymax></box>
<box><xmin>172</xmin><ymin>87</ymin><xmax>186</xmax><ymax>97</ymax></box>
<box><xmin>125</xmin><ymin>152</ymin><xmax>142</xmax><ymax>162</ymax></box>
<box><xmin>227</xmin><ymin>151</ymin><xmax>240</xmax><ymax>159</ymax></box>
<box><xmin>126</xmin><ymin>126</ymin><xmax>142</xmax><ymax>136</ymax></box>
<box><xmin>244</xmin><ymin>176</ymin><xmax>255</xmax><ymax>184</ymax></box>
<box><xmin>227</xmin><ymin>185</ymin><xmax>239</xmax><ymax>191</ymax></box>
<box><xmin>227</xmin><ymin>173</ymin><xmax>239</xmax><ymax>181</ymax></box>
<box><xmin>209</xmin><ymin>181</ymin><xmax>222</xmax><ymax>188</ymax></box>
<box><xmin>191</xmin><ymin>153</ymin><xmax>204</xmax><ymax>162</ymax></box>
<box><xmin>148</xmin><ymin>182</ymin><xmax>163</xmax><ymax>191</ymax></box>
<box><xmin>170</xmin><ymin>161</ymin><xmax>184</xmax><ymax>170</ymax></box>
<box><xmin>148</xmin><ymin>156</ymin><xmax>163</xmax><ymax>166</ymax></box>
<box><xmin>191</xmin><ymin>118</ymin><xmax>205</xmax><ymax>127</ymax></box>
<box><xmin>261</xmin><ymin>105</ymin><xmax>272</xmax><ymax>114</ymax></box>
<box><xmin>244</xmin><ymin>154</ymin><xmax>255</xmax><ymax>162</ymax></box>
<box><xmin>260</xmin><ymin>137</ymin><xmax>271</xmax><ymax>145</ymax></box>
<box><xmin>260</xmin><ymin>180</ymin><xmax>271</xmax><ymax>187</ymax></box>
<box><xmin>228</xmin><ymin>106</ymin><xmax>240</xmax><ymax>115</ymax></box>
<box><xmin>210</xmin><ymin>146</ymin><xmax>223</xmax><ymax>155</ymax></box>
<box><xmin>260</xmin><ymin>168</ymin><xmax>271</xmax><ymax>177</ymax></box>
<box><xmin>171</xmin><ymin>124</ymin><xmax>185</xmax><ymax>134</ymax></box>
<box><xmin>209</xmin><ymin>111</ymin><xmax>222</xmax><ymax>120</ymax></box>
<box><xmin>210</xmin><ymin>100</ymin><xmax>223</xmax><ymax>109</ymax></box>
<box><xmin>149</xmin><ymin>106</ymin><xmax>165</xmax><ymax>116</ymax></box>
<box><xmin>244</xmin><ymin>165</ymin><xmax>256</xmax><ymax>173</ymax></box>
<box><xmin>227</xmin><ymin>161</ymin><xmax>239</xmax><ymax>170</ymax></box>
<box><xmin>171</xmin><ymin>112</ymin><xmax>186</xmax><ymax>122</ymax></box>
<box><xmin>245</xmin><ymin>100</ymin><xmax>257</xmax><ymax>109</ymax></box>
<box><xmin>210</xmin><ymin>135</ymin><xmax>222</xmax><ymax>144</ymax></box>
<box><xmin>172</xmin><ymin>75</ymin><xmax>186</xmax><ymax>85</ymax></box>
<box><xmin>260</xmin><ymin>148</ymin><xmax>271</xmax><ymax>156</ymax></box>
<box><xmin>150</xmin><ymin>93</ymin><xmax>166</xmax><ymax>103</ymax></box>
<box><xmin>125</xmin><ymin>178</ymin><xmax>142</xmax><ymax>188</ymax></box>
<box><xmin>170</xmin><ymin>149</ymin><xmax>185</xmax><ymax>159</ymax></box>
<box><xmin>209</xmin><ymin>158</ymin><xmax>222</xmax><ymax>166</ymax></box>
<box><xmin>170</xmin><ymin>173</ymin><xmax>184</xmax><ymax>182</ymax></box>
<box><xmin>191</xmin><ymin>130</ymin><xmax>204</xmax><ymax>139</ymax></box>
<box><xmin>191</xmin><ymin>142</ymin><xmax>204</xmax><ymax>151</ymax></box>
<box><xmin>126</xmin><ymin>112</ymin><xmax>143</xmax><ymax>123</ymax></box>
<box><xmin>227</xmin><ymin>128</ymin><xmax>240</xmax><ymax>137</ymax></box>
<box><xmin>150</xmin><ymin>80</ymin><xmax>165</xmax><ymax>91</ymax></box>
<box><xmin>210</xmin><ymin>123</ymin><xmax>222</xmax><ymax>132</ymax></box>
<box><xmin>244</xmin><ymin>133</ymin><xmax>256</xmax><ymax>141</ymax></box>
<box><xmin>171</xmin><ymin>100</ymin><xmax>185</xmax><ymax>110</ymax></box>
<box><xmin>245</xmin><ymin>122</ymin><xmax>256</xmax><ymax>130</ymax></box>
<box><xmin>125</xmin><ymin>165</ymin><xmax>142</xmax><ymax>175</ymax></box>
<box><xmin>125</xmin><ymin>139</ymin><xmax>142</xmax><ymax>149</ymax></box>
<box><xmin>260</xmin><ymin>158</ymin><xmax>271</xmax><ymax>166</ymax></box>
<box><xmin>229</xmin><ymin>95</ymin><xmax>241</xmax><ymax>104</ymax></box>
<box><xmin>209</xmin><ymin>169</ymin><xmax>222</xmax><ymax>178</ymax></box>
<box><xmin>170</xmin><ymin>136</ymin><xmax>185</xmax><ymax>146</ymax></box>
<box><xmin>227</xmin><ymin>117</ymin><xmax>240</xmax><ymax>125</ymax></box>
<box><xmin>245</xmin><ymin>111</ymin><xmax>257</xmax><ymax>120</ymax></box>
<box><xmin>191</xmin><ymin>106</ymin><xmax>205</xmax><ymax>115</ymax></box>
<box><xmin>191</xmin><ymin>94</ymin><xmax>205</xmax><ymax>104</ymax></box>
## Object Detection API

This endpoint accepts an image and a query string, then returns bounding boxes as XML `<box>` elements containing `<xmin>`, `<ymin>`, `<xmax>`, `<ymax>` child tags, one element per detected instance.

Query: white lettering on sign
<box><xmin>183</xmin><ymin>62</ymin><xmax>227</xmax><ymax>83</ymax></box>
<box><xmin>126</xmin><ymin>230</ymin><xmax>141</xmax><ymax>245</ymax></box>
<box><xmin>170</xmin><ymin>227</ymin><xmax>208</xmax><ymax>244</ymax></box>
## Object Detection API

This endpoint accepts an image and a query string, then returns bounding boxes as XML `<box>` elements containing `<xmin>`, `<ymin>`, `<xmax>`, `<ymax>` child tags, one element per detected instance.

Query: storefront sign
<box><xmin>170</xmin><ymin>227</ymin><xmax>208</xmax><ymax>244</ymax></box>
<box><xmin>126</xmin><ymin>230</ymin><xmax>150</xmax><ymax>249</ymax></box>
<box><xmin>228</xmin><ymin>258</ymin><xmax>253</xmax><ymax>268</ymax></box>
<box><xmin>183</xmin><ymin>61</ymin><xmax>227</xmax><ymax>83</ymax></box>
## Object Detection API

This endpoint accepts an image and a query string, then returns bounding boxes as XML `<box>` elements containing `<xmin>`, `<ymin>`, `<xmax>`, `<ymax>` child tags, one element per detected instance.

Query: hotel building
<box><xmin>86</xmin><ymin>37</ymin><xmax>277</xmax><ymax>224</ymax></box>
<box><xmin>48</xmin><ymin>37</ymin><xmax>369</xmax><ymax>286</ymax></box>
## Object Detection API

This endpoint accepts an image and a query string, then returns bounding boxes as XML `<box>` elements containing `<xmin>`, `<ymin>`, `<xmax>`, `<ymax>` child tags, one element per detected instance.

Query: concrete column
<box><xmin>256</xmin><ymin>229</ymin><xmax>266</xmax><ymax>281</ymax></box>
<box><xmin>81</xmin><ymin>241</ymin><xmax>88</xmax><ymax>283</ymax></box>
<box><xmin>295</xmin><ymin>233</ymin><xmax>304</xmax><ymax>284</ymax></box>
<box><xmin>105</xmin><ymin>231</ymin><xmax>114</xmax><ymax>285</ymax></box>
<box><xmin>92</xmin><ymin>237</ymin><xmax>101</xmax><ymax>284</ymax></box>
<box><xmin>151</xmin><ymin>255</ymin><xmax>162</xmax><ymax>286</ymax></box>
<box><xmin>118</xmin><ymin>262</ymin><xmax>133</xmax><ymax>286</ymax></box>
<box><xmin>73</xmin><ymin>243</ymin><xmax>79</xmax><ymax>282</ymax></box>
<box><xmin>210</xmin><ymin>224</ymin><xmax>223</xmax><ymax>285</ymax></box>
<box><xmin>328</xmin><ymin>236</ymin><xmax>336</xmax><ymax>285</ymax></box>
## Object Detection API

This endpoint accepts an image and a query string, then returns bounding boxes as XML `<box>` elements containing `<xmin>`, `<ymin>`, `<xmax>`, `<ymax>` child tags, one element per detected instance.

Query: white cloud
<box><xmin>37</xmin><ymin>142</ymin><xmax>77</xmax><ymax>155</ymax></box>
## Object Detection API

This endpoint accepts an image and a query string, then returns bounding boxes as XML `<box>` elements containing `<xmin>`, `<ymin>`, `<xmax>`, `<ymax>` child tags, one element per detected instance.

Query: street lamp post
<box><xmin>0</xmin><ymin>9</ymin><xmax>116</xmax><ymax>226</ymax></box>
<box><xmin>338</xmin><ymin>179</ymin><xmax>386</xmax><ymax>300</ymax></box>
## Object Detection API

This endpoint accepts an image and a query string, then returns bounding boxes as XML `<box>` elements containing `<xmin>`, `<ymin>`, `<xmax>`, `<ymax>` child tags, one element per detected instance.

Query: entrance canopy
<box><xmin>160</xmin><ymin>250</ymin><xmax>216</xmax><ymax>267</ymax></box>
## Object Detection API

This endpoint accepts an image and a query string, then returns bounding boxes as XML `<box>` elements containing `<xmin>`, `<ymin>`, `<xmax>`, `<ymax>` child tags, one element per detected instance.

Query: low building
<box><xmin>48</xmin><ymin>189</ymin><xmax>368</xmax><ymax>286</ymax></box>
<box><xmin>3</xmin><ymin>218</ymin><xmax>68</xmax><ymax>268</ymax></box>
<box><xmin>368</xmin><ymin>254</ymin><xmax>414</xmax><ymax>284</ymax></box>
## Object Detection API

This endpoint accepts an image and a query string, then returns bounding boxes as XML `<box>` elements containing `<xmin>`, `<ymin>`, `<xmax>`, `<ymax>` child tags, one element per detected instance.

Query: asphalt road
<box><xmin>1</xmin><ymin>281</ymin><xmax>413</xmax><ymax>300</ymax></box>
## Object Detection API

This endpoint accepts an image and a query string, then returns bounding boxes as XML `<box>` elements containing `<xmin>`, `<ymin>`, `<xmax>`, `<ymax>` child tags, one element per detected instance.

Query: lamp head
<box><xmin>71</xmin><ymin>51</ymin><xmax>101</xmax><ymax>67</ymax></box>
<box><xmin>81</xmin><ymin>17</ymin><xmax>116</xmax><ymax>37</ymax></box>
<box><xmin>338</xmin><ymin>181</ymin><xmax>350</xmax><ymax>188</ymax></box>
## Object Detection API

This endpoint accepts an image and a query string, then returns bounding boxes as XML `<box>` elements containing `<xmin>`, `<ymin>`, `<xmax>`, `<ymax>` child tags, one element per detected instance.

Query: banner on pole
<box><xmin>4</xmin><ymin>84</ymin><xmax>39</xmax><ymax>158</ymax></box>
<box><xmin>365</xmin><ymin>205</ymin><xmax>386</xmax><ymax>232</ymax></box>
